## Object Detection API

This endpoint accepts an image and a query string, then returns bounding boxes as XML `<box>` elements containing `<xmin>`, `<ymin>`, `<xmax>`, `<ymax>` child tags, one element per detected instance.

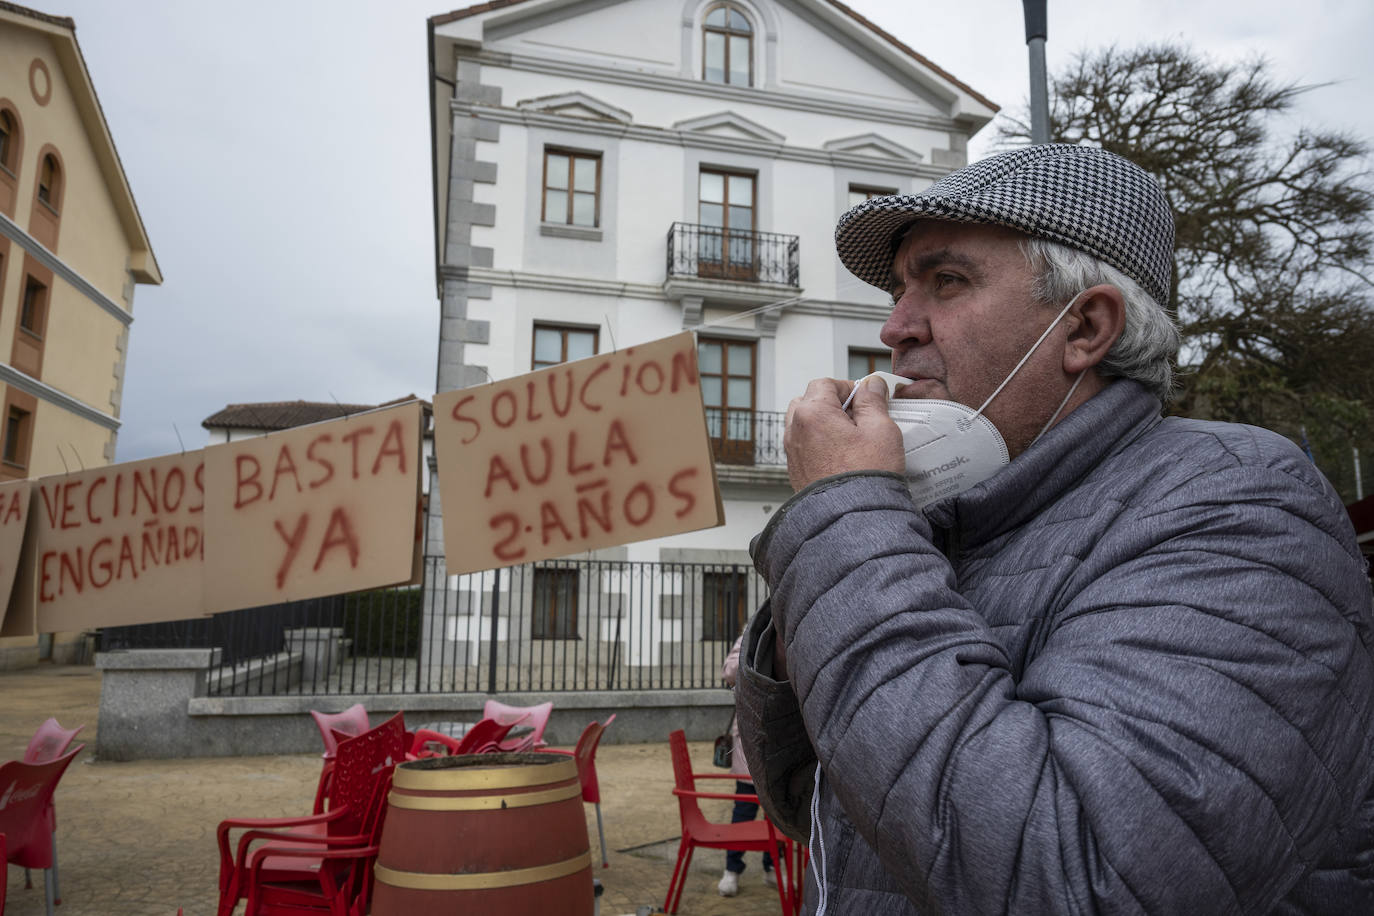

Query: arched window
<box><xmin>0</xmin><ymin>109</ymin><xmax>17</xmax><ymax>173</ymax></box>
<box><xmin>37</xmin><ymin>153</ymin><xmax>60</xmax><ymax>210</ymax></box>
<box><xmin>703</xmin><ymin>3</ymin><xmax>752</xmax><ymax>86</ymax></box>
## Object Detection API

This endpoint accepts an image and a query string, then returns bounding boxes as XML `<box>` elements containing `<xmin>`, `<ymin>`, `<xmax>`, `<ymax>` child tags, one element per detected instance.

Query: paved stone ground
<box><xmin>1</xmin><ymin>665</ymin><xmax>797</xmax><ymax>916</ymax></box>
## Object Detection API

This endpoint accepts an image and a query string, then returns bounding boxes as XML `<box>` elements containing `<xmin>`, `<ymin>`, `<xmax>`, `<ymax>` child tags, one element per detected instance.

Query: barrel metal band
<box><xmin>388</xmin><ymin>781</ymin><xmax>582</xmax><ymax>811</ymax></box>
<box><xmin>394</xmin><ymin>758</ymin><xmax>577</xmax><ymax>790</ymax></box>
<box><xmin>375</xmin><ymin>850</ymin><xmax>592</xmax><ymax>890</ymax></box>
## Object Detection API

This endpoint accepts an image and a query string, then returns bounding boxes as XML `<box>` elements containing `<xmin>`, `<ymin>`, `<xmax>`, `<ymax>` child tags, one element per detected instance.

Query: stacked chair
<box><xmin>21</xmin><ymin>716</ymin><xmax>85</xmax><ymax>910</ymax></box>
<box><xmin>216</xmin><ymin>712</ymin><xmax>405</xmax><ymax>916</ymax></box>
<box><xmin>406</xmin><ymin>715</ymin><xmax>522</xmax><ymax>758</ymax></box>
<box><xmin>308</xmin><ymin>704</ymin><xmax>370</xmax><ymax>815</ymax></box>
<box><xmin>481</xmin><ymin>699</ymin><xmax>553</xmax><ymax>752</ymax></box>
<box><xmin>0</xmin><ymin>727</ymin><xmax>85</xmax><ymax>916</ymax></box>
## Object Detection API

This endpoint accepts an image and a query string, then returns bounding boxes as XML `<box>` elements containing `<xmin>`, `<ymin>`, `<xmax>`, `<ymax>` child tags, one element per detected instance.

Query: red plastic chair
<box><xmin>20</xmin><ymin>717</ymin><xmax>84</xmax><ymax>906</ymax></box>
<box><xmin>539</xmin><ymin>714</ymin><xmax>616</xmax><ymax>867</ymax></box>
<box><xmin>217</xmin><ymin>712</ymin><xmax>404</xmax><ymax>916</ymax></box>
<box><xmin>309</xmin><ymin>705</ymin><xmax>369</xmax><ymax>814</ymax></box>
<box><xmin>662</xmin><ymin>729</ymin><xmax>793</xmax><ymax>915</ymax></box>
<box><xmin>23</xmin><ymin>718</ymin><xmax>85</xmax><ymax>764</ymax></box>
<box><xmin>407</xmin><ymin>717</ymin><xmax>520</xmax><ymax>759</ymax></box>
<box><xmin>241</xmin><ymin>770</ymin><xmax>394</xmax><ymax>916</ymax></box>
<box><xmin>482</xmin><ymin>699</ymin><xmax>552</xmax><ymax>751</ymax></box>
<box><xmin>0</xmin><ymin>745</ymin><xmax>84</xmax><ymax>916</ymax></box>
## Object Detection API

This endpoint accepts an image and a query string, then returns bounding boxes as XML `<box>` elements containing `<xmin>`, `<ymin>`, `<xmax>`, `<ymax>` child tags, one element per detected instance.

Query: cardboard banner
<box><xmin>433</xmin><ymin>332</ymin><xmax>724</xmax><ymax>575</ymax></box>
<box><xmin>203</xmin><ymin>400</ymin><xmax>423</xmax><ymax>612</ymax></box>
<box><xmin>28</xmin><ymin>452</ymin><xmax>205</xmax><ymax>632</ymax></box>
<box><xmin>0</xmin><ymin>479</ymin><xmax>34</xmax><ymax>636</ymax></box>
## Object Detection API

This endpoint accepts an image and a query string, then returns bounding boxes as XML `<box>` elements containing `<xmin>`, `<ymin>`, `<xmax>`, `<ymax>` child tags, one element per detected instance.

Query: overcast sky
<box><xmin>38</xmin><ymin>0</ymin><xmax>1373</xmax><ymax>462</ymax></box>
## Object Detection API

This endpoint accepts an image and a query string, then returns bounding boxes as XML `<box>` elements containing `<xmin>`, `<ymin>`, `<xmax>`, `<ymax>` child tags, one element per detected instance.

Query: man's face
<box><xmin>880</xmin><ymin>220</ymin><xmax>1068</xmax><ymax>456</ymax></box>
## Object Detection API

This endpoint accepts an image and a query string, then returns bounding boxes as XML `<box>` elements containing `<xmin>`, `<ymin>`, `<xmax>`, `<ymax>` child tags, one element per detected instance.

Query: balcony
<box><xmin>666</xmin><ymin>222</ymin><xmax>799</xmax><ymax>288</ymax></box>
<box><xmin>707</xmin><ymin>407</ymin><xmax>785</xmax><ymax>467</ymax></box>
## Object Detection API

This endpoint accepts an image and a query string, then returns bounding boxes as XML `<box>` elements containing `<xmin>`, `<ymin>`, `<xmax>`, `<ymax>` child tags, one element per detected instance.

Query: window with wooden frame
<box><xmin>20</xmin><ymin>276</ymin><xmax>46</xmax><ymax>337</ymax></box>
<box><xmin>848</xmin><ymin>348</ymin><xmax>889</xmax><ymax>380</ymax></box>
<box><xmin>532</xmin><ymin>324</ymin><xmax>598</xmax><ymax>371</ymax></box>
<box><xmin>2</xmin><ymin>405</ymin><xmax>31</xmax><ymax>468</ymax></box>
<box><xmin>698</xmin><ymin>337</ymin><xmax>756</xmax><ymax>465</ymax></box>
<box><xmin>37</xmin><ymin>153</ymin><xmax>60</xmax><ymax>211</ymax></box>
<box><xmin>703</xmin><ymin>3</ymin><xmax>753</xmax><ymax>86</ymax></box>
<box><xmin>542</xmin><ymin>148</ymin><xmax>600</xmax><ymax>227</ymax></box>
<box><xmin>847</xmin><ymin>184</ymin><xmax>898</xmax><ymax>209</ymax></box>
<box><xmin>0</xmin><ymin>109</ymin><xmax>17</xmax><ymax>174</ymax></box>
<box><xmin>702</xmin><ymin>569</ymin><xmax>750</xmax><ymax>640</ymax></box>
<box><xmin>697</xmin><ymin>168</ymin><xmax>756</xmax><ymax>280</ymax></box>
<box><xmin>532</xmin><ymin>567</ymin><xmax>579</xmax><ymax>639</ymax></box>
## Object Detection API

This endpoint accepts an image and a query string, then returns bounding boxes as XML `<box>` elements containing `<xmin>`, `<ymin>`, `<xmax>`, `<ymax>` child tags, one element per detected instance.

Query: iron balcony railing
<box><xmin>667</xmin><ymin>222</ymin><xmax>799</xmax><ymax>287</ymax></box>
<box><xmin>101</xmin><ymin>557</ymin><xmax>770</xmax><ymax>696</ymax></box>
<box><xmin>706</xmin><ymin>408</ymin><xmax>785</xmax><ymax>467</ymax></box>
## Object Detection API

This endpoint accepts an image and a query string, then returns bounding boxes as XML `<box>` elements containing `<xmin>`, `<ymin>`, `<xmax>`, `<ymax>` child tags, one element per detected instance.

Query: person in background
<box><xmin>717</xmin><ymin>630</ymin><xmax>774</xmax><ymax>897</ymax></box>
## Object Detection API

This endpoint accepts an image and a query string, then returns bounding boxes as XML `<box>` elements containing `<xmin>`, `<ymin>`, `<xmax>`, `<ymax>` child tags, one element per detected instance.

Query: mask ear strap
<box><xmin>968</xmin><ymin>289</ymin><xmax>1087</xmax><ymax>422</ymax></box>
<box><xmin>1033</xmin><ymin>369</ymin><xmax>1088</xmax><ymax>444</ymax></box>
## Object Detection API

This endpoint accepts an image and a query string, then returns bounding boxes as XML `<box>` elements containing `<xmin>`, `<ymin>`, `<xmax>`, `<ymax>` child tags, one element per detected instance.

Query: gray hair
<box><xmin>1020</xmin><ymin>237</ymin><xmax>1180</xmax><ymax>401</ymax></box>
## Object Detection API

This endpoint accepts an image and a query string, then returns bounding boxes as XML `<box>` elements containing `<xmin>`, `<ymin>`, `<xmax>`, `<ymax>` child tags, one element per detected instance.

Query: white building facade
<box><xmin>424</xmin><ymin>0</ymin><xmax>994</xmax><ymax>685</ymax></box>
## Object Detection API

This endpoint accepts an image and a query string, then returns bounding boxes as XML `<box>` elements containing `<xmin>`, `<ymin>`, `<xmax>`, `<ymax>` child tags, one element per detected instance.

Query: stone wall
<box><xmin>95</xmin><ymin>647</ymin><xmax>733</xmax><ymax>760</ymax></box>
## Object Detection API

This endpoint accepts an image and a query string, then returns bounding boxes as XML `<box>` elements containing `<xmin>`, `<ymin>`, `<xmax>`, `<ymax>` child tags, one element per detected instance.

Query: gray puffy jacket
<box><xmin>737</xmin><ymin>380</ymin><xmax>1374</xmax><ymax>915</ymax></box>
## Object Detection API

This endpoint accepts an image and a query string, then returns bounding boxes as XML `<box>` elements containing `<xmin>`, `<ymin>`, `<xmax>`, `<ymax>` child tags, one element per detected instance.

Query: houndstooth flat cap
<box><xmin>835</xmin><ymin>144</ymin><xmax>1175</xmax><ymax>306</ymax></box>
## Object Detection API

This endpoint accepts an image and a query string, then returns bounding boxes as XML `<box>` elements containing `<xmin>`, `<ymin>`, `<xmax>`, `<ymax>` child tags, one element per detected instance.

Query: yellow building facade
<box><xmin>0</xmin><ymin>3</ymin><xmax>160</xmax><ymax>665</ymax></box>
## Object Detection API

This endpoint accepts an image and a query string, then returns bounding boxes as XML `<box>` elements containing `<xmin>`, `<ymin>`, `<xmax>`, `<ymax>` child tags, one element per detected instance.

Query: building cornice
<box><xmin>466</xmin><ymin>266</ymin><xmax>665</xmax><ymax>300</ymax></box>
<box><xmin>461</xmin><ymin>48</ymin><xmax>966</xmax><ymax>135</ymax></box>
<box><xmin>0</xmin><ymin>362</ymin><xmax>120</xmax><ymax>431</ymax></box>
<box><xmin>663</xmin><ymin>276</ymin><xmax>800</xmax><ymax>306</ymax></box>
<box><xmin>456</xmin><ymin>101</ymin><xmax>956</xmax><ymax>180</ymax></box>
<box><xmin>465</xmin><ymin>266</ymin><xmax>892</xmax><ymax>321</ymax></box>
<box><xmin>0</xmin><ymin>211</ymin><xmax>134</xmax><ymax>327</ymax></box>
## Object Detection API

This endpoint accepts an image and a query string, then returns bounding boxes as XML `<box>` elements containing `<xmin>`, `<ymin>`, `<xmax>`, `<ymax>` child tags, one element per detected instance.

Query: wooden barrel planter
<box><xmin>371</xmin><ymin>752</ymin><xmax>594</xmax><ymax>916</ymax></box>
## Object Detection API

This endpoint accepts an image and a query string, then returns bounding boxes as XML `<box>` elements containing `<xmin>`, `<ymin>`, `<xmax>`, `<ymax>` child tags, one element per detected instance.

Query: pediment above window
<box><xmin>672</xmin><ymin>111</ymin><xmax>784</xmax><ymax>145</ymax></box>
<box><xmin>516</xmin><ymin>91</ymin><xmax>632</xmax><ymax>123</ymax></box>
<box><xmin>823</xmin><ymin>133</ymin><xmax>923</xmax><ymax>162</ymax></box>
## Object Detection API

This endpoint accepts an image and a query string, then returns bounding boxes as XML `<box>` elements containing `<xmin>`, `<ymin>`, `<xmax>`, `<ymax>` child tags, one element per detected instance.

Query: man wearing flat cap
<box><xmin>734</xmin><ymin>145</ymin><xmax>1374</xmax><ymax>914</ymax></box>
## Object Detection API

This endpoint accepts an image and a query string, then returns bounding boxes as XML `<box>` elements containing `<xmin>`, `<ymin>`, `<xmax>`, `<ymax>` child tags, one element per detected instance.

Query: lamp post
<box><xmin>1023</xmin><ymin>0</ymin><xmax>1050</xmax><ymax>144</ymax></box>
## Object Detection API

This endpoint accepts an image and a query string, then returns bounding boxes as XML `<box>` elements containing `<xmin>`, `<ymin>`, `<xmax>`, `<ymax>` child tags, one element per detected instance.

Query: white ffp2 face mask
<box><xmin>844</xmin><ymin>289</ymin><xmax>1090</xmax><ymax>508</ymax></box>
<box><xmin>845</xmin><ymin>373</ymin><xmax>1009</xmax><ymax>508</ymax></box>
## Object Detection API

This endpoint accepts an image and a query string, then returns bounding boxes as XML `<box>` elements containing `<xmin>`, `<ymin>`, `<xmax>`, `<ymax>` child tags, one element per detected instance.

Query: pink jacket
<box><xmin>722</xmin><ymin>633</ymin><xmax>752</xmax><ymax>779</ymax></box>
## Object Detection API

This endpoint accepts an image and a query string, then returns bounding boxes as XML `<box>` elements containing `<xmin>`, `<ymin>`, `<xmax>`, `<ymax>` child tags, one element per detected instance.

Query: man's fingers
<box><xmin>788</xmin><ymin>378</ymin><xmax>855</xmax><ymax>429</ymax></box>
<box><xmin>801</xmin><ymin>377</ymin><xmax>851</xmax><ymax>405</ymax></box>
<box><xmin>849</xmin><ymin>374</ymin><xmax>890</xmax><ymax>423</ymax></box>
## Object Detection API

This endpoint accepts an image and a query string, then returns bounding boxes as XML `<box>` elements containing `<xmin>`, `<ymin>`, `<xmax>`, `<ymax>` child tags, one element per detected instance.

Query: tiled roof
<box><xmin>429</xmin><ymin>0</ymin><xmax>996</xmax><ymax>112</ymax></box>
<box><xmin>202</xmin><ymin>396</ymin><xmax>428</xmax><ymax>431</ymax></box>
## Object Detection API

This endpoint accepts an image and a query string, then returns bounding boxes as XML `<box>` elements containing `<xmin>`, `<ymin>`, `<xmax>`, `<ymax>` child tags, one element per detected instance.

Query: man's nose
<box><xmin>880</xmin><ymin>292</ymin><xmax>930</xmax><ymax>349</ymax></box>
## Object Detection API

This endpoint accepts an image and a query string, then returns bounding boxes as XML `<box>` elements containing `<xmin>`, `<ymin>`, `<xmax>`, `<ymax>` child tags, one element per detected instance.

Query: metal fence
<box><xmin>666</xmin><ymin>222</ymin><xmax>800</xmax><ymax>287</ymax></box>
<box><xmin>101</xmin><ymin>557</ymin><xmax>767</xmax><ymax>697</ymax></box>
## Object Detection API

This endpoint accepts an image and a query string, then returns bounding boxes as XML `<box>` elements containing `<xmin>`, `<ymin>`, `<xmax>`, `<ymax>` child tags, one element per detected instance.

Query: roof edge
<box><xmin>823</xmin><ymin>0</ymin><xmax>998</xmax><ymax>114</ymax></box>
<box><xmin>429</xmin><ymin>0</ymin><xmax>533</xmax><ymax>27</ymax></box>
<box><xmin>0</xmin><ymin>1</ymin><xmax>73</xmax><ymax>31</ymax></box>
<box><xmin>2</xmin><ymin>3</ymin><xmax>162</xmax><ymax>284</ymax></box>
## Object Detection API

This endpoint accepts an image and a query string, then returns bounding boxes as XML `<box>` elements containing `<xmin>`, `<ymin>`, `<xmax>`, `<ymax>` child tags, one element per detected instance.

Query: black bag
<box><xmin>712</xmin><ymin>711</ymin><xmax>735</xmax><ymax>768</ymax></box>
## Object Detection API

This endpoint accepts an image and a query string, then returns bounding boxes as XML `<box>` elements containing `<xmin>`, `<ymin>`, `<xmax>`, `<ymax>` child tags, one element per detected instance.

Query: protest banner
<box><xmin>0</xmin><ymin>479</ymin><xmax>33</xmax><ymax>636</ymax></box>
<box><xmin>30</xmin><ymin>452</ymin><xmax>205</xmax><ymax>632</ymax></box>
<box><xmin>203</xmin><ymin>400</ymin><xmax>423</xmax><ymax>612</ymax></box>
<box><xmin>433</xmin><ymin>332</ymin><xmax>724</xmax><ymax>575</ymax></box>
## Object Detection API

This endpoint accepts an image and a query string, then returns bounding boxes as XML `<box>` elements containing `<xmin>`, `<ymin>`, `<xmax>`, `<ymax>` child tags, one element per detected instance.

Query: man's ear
<box><xmin>1063</xmin><ymin>284</ymin><xmax>1125</xmax><ymax>374</ymax></box>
